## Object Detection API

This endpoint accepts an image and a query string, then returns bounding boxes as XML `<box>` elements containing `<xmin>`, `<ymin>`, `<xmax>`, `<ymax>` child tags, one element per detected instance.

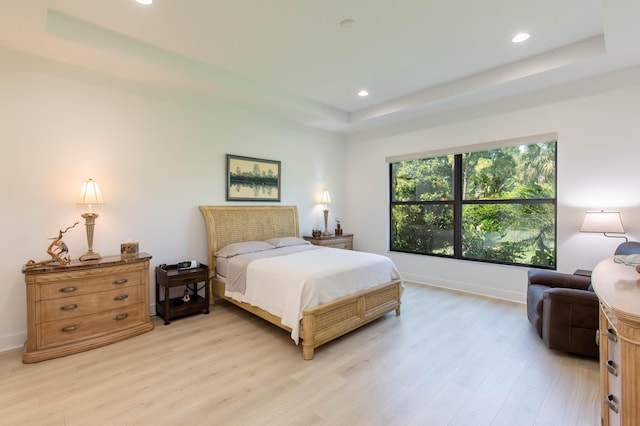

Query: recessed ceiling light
<box><xmin>358</xmin><ymin>90</ymin><xmax>369</xmax><ymax>97</ymax></box>
<box><xmin>136</xmin><ymin>0</ymin><xmax>152</xmax><ymax>5</ymax></box>
<box><xmin>340</xmin><ymin>19</ymin><xmax>356</xmax><ymax>29</ymax></box>
<box><xmin>512</xmin><ymin>33</ymin><xmax>530</xmax><ymax>43</ymax></box>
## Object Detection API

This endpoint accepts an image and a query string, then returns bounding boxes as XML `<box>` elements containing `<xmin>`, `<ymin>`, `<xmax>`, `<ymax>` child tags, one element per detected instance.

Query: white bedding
<box><xmin>223</xmin><ymin>246</ymin><xmax>402</xmax><ymax>343</ymax></box>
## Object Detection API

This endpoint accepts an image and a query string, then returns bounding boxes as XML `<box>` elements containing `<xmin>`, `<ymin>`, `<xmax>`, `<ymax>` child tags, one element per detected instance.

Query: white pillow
<box><xmin>215</xmin><ymin>241</ymin><xmax>274</xmax><ymax>258</ymax></box>
<box><xmin>265</xmin><ymin>237</ymin><xmax>311</xmax><ymax>248</ymax></box>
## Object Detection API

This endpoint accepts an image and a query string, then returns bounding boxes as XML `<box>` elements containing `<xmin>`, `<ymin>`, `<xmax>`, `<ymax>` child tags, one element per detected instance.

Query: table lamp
<box><xmin>77</xmin><ymin>178</ymin><xmax>105</xmax><ymax>261</ymax></box>
<box><xmin>320</xmin><ymin>189</ymin><xmax>331</xmax><ymax>236</ymax></box>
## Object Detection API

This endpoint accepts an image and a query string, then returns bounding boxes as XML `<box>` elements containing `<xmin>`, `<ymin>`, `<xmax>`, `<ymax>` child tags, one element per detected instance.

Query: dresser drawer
<box><xmin>38</xmin><ymin>285</ymin><xmax>143</xmax><ymax>322</ymax></box>
<box><xmin>38</xmin><ymin>269</ymin><xmax>141</xmax><ymax>301</ymax></box>
<box><xmin>38</xmin><ymin>306</ymin><xmax>144</xmax><ymax>349</ymax></box>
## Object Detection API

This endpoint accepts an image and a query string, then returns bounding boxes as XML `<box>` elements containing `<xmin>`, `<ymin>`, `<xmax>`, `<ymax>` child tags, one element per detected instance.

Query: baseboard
<box><xmin>401</xmin><ymin>274</ymin><xmax>526</xmax><ymax>304</ymax></box>
<box><xmin>0</xmin><ymin>332</ymin><xmax>26</xmax><ymax>353</ymax></box>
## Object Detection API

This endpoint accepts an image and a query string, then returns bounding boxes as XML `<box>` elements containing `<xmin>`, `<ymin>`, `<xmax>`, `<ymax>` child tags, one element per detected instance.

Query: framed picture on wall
<box><xmin>226</xmin><ymin>154</ymin><xmax>281</xmax><ymax>201</ymax></box>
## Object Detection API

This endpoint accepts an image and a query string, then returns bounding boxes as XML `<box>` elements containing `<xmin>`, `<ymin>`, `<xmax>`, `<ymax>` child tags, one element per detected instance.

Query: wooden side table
<box><xmin>303</xmin><ymin>234</ymin><xmax>353</xmax><ymax>250</ymax></box>
<box><xmin>155</xmin><ymin>263</ymin><xmax>209</xmax><ymax>325</ymax></box>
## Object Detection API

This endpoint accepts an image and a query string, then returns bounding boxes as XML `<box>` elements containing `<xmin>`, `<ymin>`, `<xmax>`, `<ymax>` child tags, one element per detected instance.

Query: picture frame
<box><xmin>226</xmin><ymin>154</ymin><xmax>281</xmax><ymax>202</ymax></box>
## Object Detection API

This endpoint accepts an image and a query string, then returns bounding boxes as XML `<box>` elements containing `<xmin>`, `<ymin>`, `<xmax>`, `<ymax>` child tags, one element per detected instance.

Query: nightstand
<box><xmin>303</xmin><ymin>234</ymin><xmax>353</xmax><ymax>250</ymax></box>
<box><xmin>155</xmin><ymin>263</ymin><xmax>209</xmax><ymax>325</ymax></box>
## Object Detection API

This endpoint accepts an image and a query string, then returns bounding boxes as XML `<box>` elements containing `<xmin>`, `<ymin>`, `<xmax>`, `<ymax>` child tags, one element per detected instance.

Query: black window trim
<box><xmin>388</xmin><ymin>142</ymin><xmax>557</xmax><ymax>269</ymax></box>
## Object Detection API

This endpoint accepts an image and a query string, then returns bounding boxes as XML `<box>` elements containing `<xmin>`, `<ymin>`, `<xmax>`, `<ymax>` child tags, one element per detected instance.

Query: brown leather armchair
<box><xmin>527</xmin><ymin>241</ymin><xmax>640</xmax><ymax>358</ymax></box>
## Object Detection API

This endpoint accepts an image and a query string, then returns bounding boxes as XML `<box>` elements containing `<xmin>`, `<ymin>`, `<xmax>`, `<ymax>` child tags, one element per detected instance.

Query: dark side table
<box><xmin>573</xmin><ymin>269</ymin><xmax>592</xmax><ymax>278</ymax></box>
<box><xmin>155</xmin><ymin>263</ymin><xmax>209</xmax><ymax>325</ymax></box>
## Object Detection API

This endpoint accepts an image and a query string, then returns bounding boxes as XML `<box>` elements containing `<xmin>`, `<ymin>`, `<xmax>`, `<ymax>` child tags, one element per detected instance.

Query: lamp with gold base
<box><xmin>77</xmin><ymin>178</ymin><xmax>104</xmax><ymax>261</ymax></box>
<box><xmin>320</xmin><ymin>189</ymin><xmax>332</xmax><ymax>236</ymax></box>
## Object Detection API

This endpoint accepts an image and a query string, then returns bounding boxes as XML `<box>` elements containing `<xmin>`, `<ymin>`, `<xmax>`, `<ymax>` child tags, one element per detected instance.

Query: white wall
<box><xmin>0</xmin><ymin>49</ymin><xmax>346</xmax><ymax>351</ymax></box>
<box><xmin>345</xmin><ymin>66</ymin><xmax>640</xmax><ymax>303</ymax></box>
<box><xmin>4</xmin><ymin>48</ymin><xmax>640</xmax><ymax>354</ymax></box>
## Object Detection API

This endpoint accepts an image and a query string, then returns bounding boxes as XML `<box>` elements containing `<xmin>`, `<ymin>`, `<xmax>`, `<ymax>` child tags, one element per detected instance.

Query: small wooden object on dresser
<box><xmin>155</xmin><ymin>263</ymin><xmax>209</xmax><ymax>325</ymax></box>
<box><xmin>592</xmin><ymin>257</ymin><xmax>640</xmax><ymax>426</ymax></box>
<box><xmin>22</xmin><ymin>253</ymin><xmax>154</xmax><ymax>363</ymax></box>
<box><xmin>303</xmin><ymin>233</ymin><xmax>353</xmax><ymax>250</ymax></box>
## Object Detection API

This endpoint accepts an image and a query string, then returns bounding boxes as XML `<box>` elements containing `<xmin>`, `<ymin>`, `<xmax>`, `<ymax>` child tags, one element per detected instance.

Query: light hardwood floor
<box><xmin>0</xmin><ymin>283</ymin><xmax>600</xmax><ymax>426</ymax></box>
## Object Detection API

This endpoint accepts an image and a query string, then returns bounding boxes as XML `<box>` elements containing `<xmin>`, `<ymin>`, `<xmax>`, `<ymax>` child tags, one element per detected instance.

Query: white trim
<box><xmin>0</xmin><ymin>332</ymin><xmax>26</xmax><ymax>353</ymax></box>
<box><xmin>401</xmin><ymin>277</ymin><xmax>526</xmax><ymax>304</ymax></box>
<box><xmin>385</xmin><ymin>132</ymin><xmax>557</xmax><ymax>163</ymax></box>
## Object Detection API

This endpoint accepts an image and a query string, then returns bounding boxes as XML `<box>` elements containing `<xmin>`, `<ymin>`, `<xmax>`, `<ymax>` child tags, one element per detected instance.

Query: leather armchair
<box><xmin>527</xmin><ymin>241</ymin><xmax>640</xmax><ymax>358</ymax></box>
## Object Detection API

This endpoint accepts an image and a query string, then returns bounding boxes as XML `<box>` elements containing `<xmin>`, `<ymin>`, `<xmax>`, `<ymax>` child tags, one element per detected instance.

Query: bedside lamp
<box><xmin>77</xmin><ymin>178</ymin><xmax>105</xmax><ymax>261</ymax></box>
<box><xmin>320</xmin><ymin>189</ymin><xmax>331</xmax><ymax>236</ymax></box>
<box><xmin>580</xmin><ymin>210</ymin><xmax>628</xmax><ymax>242</ymax></box>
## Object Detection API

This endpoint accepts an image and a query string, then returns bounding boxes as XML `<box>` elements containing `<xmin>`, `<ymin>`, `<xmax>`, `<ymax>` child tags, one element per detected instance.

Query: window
<box><xmin>389</xmin><ymin>138</ymin><xmax>556</xmax><ymax>268</ymax></box>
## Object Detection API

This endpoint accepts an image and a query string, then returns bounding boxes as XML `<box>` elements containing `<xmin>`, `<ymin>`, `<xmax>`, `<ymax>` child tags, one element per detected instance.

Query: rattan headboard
<box><xmin>199</xmin><ymin>205</ymin><xmax>300</xmax><ymax>272</ymax></box>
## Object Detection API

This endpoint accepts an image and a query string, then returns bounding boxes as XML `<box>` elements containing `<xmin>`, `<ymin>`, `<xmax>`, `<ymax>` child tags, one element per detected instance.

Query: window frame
<box><xmin>388</xmin><ymin>139</ymin><xmax>557</xmax><ymax>269</ymax></box>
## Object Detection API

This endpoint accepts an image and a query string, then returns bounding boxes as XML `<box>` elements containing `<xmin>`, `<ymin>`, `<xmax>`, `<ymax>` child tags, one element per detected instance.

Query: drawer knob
<box><xmin>605</xmin><ymin>328</ymin><xmax>618</xmax><ymax>342</ymax></box>
<box><xmin>61</xmin><ymin>325</ymin><xmax>79</xmax><ymax>332</ymax></box>
<box><xmin>114</xmin><ymin>313</ymin><xmax>129</xmax><ymax>321</ymax></box>
<box><xmin>605</xmin><ymin>360</ymin><xmax>618</xmax><ymax>377</ymax></box>
<box><xmin>113</xmin><ymin>278</ymin><xmax>129</xmax><ymax>285</ymax></box>
<box><xmin>605</xmin><ymin>394</ymin><xmax>619</xmax><ymax>413</ymax></box>
<box><xmin>60</xmin><ymin>304</ymin><xmax>78</xmax><ymax>311</ymax></box>
<box><xmin>60</xmin><ymin>286</ymin><xmax>78</xmax><ymax>293</ymax></box>
<box><xmin>114</xmin><ymin>294</ymin><xmax>129</xmax><ymax>301</ymax></box>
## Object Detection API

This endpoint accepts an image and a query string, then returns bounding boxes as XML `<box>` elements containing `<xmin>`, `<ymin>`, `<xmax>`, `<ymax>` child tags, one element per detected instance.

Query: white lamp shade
<box><xmin>320</xmin><ymin>190</ymin><xmax>331</xmax><ymax>205</ymax></box>
<box><xmin>77</xmin><ymin>179</ymin><xmax>105</xmax><ymax>205</ymax></box>
<box><xmin>580</xmin><ymin>211</ymin><xmax>625</xmax><ymax>234</ymax></box>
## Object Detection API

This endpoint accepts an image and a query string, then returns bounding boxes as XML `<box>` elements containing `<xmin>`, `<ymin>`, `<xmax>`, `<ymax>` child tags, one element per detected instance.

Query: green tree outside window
<box><xmin>390</xmin><ymin>141</ymin><xmax>556</xmax><ymax>268</ymax></box>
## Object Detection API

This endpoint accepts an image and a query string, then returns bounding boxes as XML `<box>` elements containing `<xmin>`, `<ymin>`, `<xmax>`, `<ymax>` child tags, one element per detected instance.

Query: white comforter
<box><xmin>224</xmin><ymin>246</ymin><xmax>402</xmax><ymax>343</ymax></box>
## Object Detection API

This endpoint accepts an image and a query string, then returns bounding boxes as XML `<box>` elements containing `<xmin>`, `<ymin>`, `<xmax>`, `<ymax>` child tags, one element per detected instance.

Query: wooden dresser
<box><xmin>303</xmin><ymin>234</ymin><xmax>353</xmax><ymax>250</ymax></box>
<box><xmin>22</xmin><ymin>253</ymin><xmax>154</xmax><ymax>363</ymax></box>
<box><xmin>592</xmin><ymin>257</ymin><xmax>640</xmax><ymax>425</ymax></box>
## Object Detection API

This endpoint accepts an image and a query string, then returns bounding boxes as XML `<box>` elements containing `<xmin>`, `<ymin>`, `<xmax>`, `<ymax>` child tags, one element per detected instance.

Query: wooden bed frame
<box><xmin>199</xmin><ymin>205</ymin><xmax>402</xmax><ymax>360</ymax></box>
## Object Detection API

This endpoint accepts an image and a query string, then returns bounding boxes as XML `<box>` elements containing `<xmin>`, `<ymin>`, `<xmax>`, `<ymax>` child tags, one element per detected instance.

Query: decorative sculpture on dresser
<box><xmin>24</xmin><ymin>222</ymin><xmax>79</xmax><ymax>268</ymax></box>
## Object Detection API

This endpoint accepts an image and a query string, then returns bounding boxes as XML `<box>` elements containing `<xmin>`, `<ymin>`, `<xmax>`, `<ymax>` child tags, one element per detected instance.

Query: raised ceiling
<box><xmin>1</xmin><ymin>0</ymin><xmax>639</xmax><ymax>133</ymax></box>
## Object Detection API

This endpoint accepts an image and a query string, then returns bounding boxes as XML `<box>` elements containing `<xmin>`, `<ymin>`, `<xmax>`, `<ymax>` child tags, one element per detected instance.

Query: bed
<box><xmin>199</xmin><ymin>205</ymin><xmax>402</xmax><ymax>360</ymax></box>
